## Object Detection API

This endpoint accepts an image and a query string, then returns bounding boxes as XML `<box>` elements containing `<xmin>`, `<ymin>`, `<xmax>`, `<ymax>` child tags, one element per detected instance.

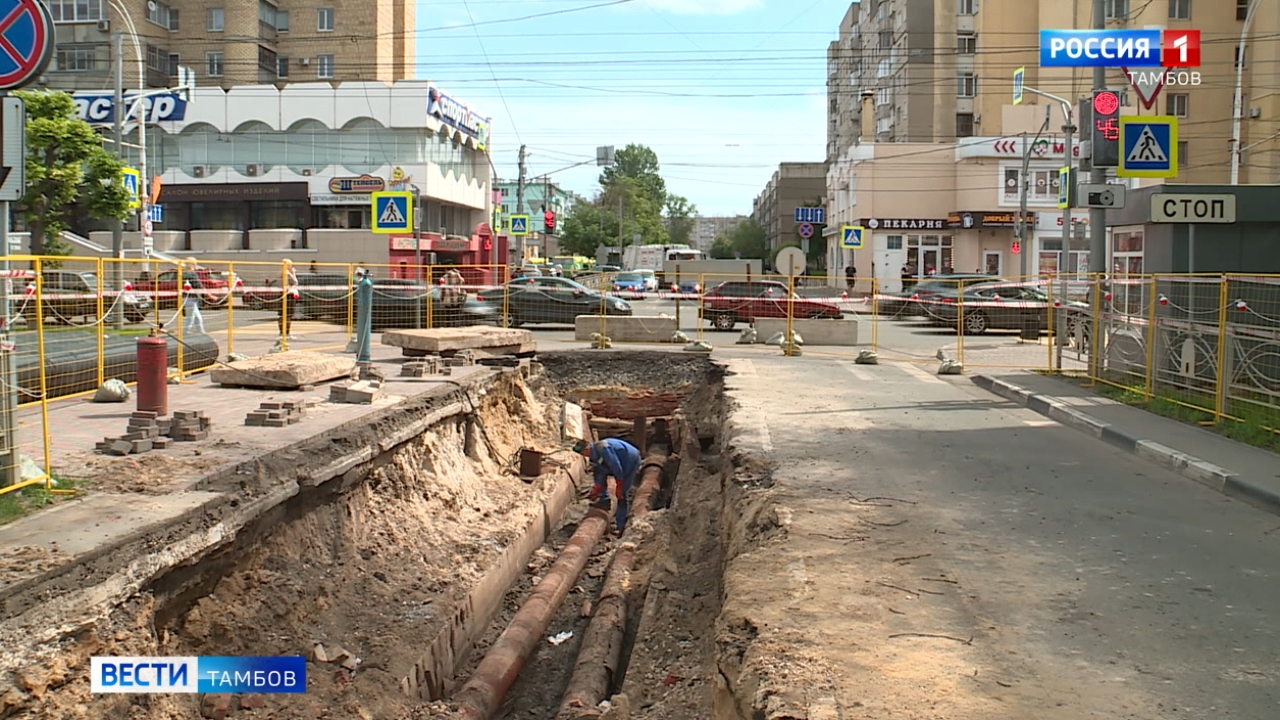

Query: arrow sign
<box><xmin>0</xmin><ymin>96</ymin><xmax>24</xmax><ymax>201</ymax></box>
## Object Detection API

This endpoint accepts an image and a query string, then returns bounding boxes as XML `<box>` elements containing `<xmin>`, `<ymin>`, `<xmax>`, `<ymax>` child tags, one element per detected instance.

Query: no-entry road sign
<box><xmin>0</xmin><ymin>0</ymin><xmax>54</xmax><ymax>91</ymax></box>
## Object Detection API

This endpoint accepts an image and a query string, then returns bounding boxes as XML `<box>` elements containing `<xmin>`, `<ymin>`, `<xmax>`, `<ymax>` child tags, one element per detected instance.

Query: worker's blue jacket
<box><xmin>592</xmin><ymin>438</ymin><xmax>641</xmax><ymax>488</ymax></box>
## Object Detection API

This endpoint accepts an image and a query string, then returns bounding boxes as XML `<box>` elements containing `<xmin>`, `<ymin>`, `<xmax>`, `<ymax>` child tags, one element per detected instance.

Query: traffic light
<box><xmin>1091</xmin><ymin>90</ymin><xmax>1121</xmax><ymax>168</ymax></box>
<box><xmin>544</xmin><ymin>210</ymin><xmax>556</xmax><ymax>233</ymax></box>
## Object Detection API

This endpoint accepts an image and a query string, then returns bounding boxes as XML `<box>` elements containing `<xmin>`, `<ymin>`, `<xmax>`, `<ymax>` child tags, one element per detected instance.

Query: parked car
<box><xmin>307</xmin><ymin>279</ymin><xmax>494</xmax><ymax>329</ymax></box>
<box><xmin>132</xmin><ymin>267</ymin><xmax>231</xmax><ymax>309</ymax></box>
<box><xmin>611</xmin><ymin>271</ymin><xmax>649</xmax><ymax>296</ymax></box>
<box><xmin>24</xmin><ymin>270</ymin><xmax>152</xmax><ymax>324</ymax></box>
<box><xmin>922</xmin><ymin>283</ymin><xmax>1091</xmax><ymax>340</ymax></box>
<box><xmin>700</xmin><ymin>280</ymin><xmax>843</xmax><ymax>330</ymax></box>
<box><xmin>242</xmin><ymin>273</ymin><xmax>349</xmax><ymax>312</ymax></box>
<box><xmin>879</xmin><ymin>274</ymin><xmax>1000</xmax><ymax>317</ymax></box>
<box><xmin>483</xmin><ymin>276</ymin><xmax>631</xmax><ymax>326</ymax></box>
<box><xmin>636</xmin><ymin>269</ymin><xmax>658</xmax><ymax>292</ymax></box>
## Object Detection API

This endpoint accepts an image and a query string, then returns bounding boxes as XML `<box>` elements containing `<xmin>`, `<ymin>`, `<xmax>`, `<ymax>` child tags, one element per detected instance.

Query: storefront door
<box><xmin>983</xmin><ymin>251</ymin><xmax>1002</xmax><ymax>276</ymax></box>
<box><xmin>907</xmin><ymin>235</ymin><xmax>953</xmax><ymax>277</ymax></box>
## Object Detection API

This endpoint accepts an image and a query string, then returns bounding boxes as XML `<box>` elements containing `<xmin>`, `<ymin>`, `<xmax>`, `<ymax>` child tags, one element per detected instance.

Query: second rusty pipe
<box><xmin>629</xmin><ymin>446</ymin><xmax>669</xmax><ymax>517</ymax></box>
<box><xmin>451</xmin><ymin>507</ymin><xmax>611</xmax><ymax>720</ymax></box>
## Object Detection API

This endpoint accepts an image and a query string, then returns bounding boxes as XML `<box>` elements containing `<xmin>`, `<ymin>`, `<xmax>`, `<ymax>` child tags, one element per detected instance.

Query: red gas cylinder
<box><xmin>136</xmin><ymin>332</ymin><xmax>168</xmax><ymax>416</ymax></box>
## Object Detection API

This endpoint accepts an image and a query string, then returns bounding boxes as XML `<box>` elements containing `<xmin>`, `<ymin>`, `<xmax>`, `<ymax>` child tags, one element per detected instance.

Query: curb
<box><xmin>971</xmin><ymin>374</ymin><xmax>1280</xmax><ymax>518</ymax></box>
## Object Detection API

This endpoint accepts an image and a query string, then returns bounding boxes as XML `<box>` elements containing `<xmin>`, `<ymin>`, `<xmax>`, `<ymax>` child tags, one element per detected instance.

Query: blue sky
<box><xmin>415</xmin><ymin>0</ymin><xmax>852</xmax><ymax>216</ymax></box>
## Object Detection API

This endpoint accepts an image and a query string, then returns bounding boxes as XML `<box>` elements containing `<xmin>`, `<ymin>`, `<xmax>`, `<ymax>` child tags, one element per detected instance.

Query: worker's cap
<box><xmin>572</xmin><ymin>440</ymin><xmax>588</xmax><ymax>453</ymax></box>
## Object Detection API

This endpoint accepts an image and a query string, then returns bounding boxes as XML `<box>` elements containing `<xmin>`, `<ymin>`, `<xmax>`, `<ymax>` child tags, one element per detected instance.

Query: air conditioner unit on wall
<box><xmin>191</xmin><ymin>165</ymin><xmax>207</xmax><ymax>178</ymax></box>
<box><xmin>301</xmin><ymin>168</ymin><xmax>313</xmax><ymax>176</ymax></box>
<box><xmin>1249</xmin><ymin>108</ymin><xmax>1262</xmax><ymax>119</ymax></box>
<box><xmin>299</xmin><ymin>58</ymin><xmax>311</xmax><ymax>66</ymax></box>
<box><xmin>97</xmin><ymin>19</ymin><xmax>110</xmax><ymax>32</ymax></box>
<box><xmin>245</xmin><ymin>164</ymin><xmax>262</xmax><ymax>177</ymax></box>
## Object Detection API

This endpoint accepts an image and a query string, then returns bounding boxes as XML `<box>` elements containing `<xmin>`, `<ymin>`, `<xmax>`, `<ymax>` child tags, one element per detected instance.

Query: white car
<box><xmin>637</xmin><ymin>269</ymin><xmax>658</xmax><ymax>292</ymax></box>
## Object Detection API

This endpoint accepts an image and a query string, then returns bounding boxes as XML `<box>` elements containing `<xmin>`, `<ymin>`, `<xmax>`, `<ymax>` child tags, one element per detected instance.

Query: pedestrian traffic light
<box><xmin>544</xmin><ymin>210</ymin><xmax>556</xmax><ymax>233</ymax></box>
<box><xmin>1091</xmin><ymin>90</ymin><xmax>1121</xmax><ymax>168</ymax></box>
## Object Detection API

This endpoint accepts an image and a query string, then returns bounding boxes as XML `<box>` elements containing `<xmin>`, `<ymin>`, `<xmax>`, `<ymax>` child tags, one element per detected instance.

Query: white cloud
<box><xmin>641</xmin><ymin>0</ymin><xmax>764</xmax><ymax>16</ymax></box>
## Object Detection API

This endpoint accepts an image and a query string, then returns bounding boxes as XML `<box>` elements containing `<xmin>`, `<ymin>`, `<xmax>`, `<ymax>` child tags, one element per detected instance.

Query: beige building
<box><xmin>751</xmin><ymin>163</ymin><xmax>827</xmax><ymax>254</ymax></box>
<box><xmin>44</xmin><ymin>0</ymin><xmax>414</xmax><ymax>92</ymax></box>
<box><xmin>692</xmin><ymin>216</ymin><xmax>747</xmax><ymax>252</ymax></box>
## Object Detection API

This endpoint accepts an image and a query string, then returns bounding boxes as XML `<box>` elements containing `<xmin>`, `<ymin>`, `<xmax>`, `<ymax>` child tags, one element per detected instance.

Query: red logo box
<box><xmin>1162</xmin><ymin>30</ymin><xmax>1200</xmax><ymax>67</ymax></box>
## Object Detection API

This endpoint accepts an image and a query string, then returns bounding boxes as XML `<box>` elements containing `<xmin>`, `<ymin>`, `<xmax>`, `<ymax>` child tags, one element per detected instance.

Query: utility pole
<box><xmin>109</xmin><ymin>31</ymin><xmax>125</xmax><ymax>327</ymax></box>
<box><xmin>1057</xmin><ymin>113</ymin><xmax>1075</xmax><ymax>373</ymax></box>
<box><xmin>515</xmin><ymin>145</ymin><xmax>527</xmax><ymax>261</ymax></box>
<box><xmin>1088</xmin><ymin>0</ymin><xmax>1108</xmax><ymax>379</ymax></box>
<box><xmin>1017</xmin><ymin>131</ymin><xmax>1032</xmax><ymax>280</ymax></box>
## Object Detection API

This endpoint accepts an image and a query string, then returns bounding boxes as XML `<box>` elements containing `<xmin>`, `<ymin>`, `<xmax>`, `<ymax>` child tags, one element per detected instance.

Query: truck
<box><xmin>660</xmin><ymin>259</ymin><xmax>763</xmax><ymax>294</ymax></box>
<box><xmin>622</xmin><ymin>244</ymin><xmax>705</xmax><ymax>290</ymax></box>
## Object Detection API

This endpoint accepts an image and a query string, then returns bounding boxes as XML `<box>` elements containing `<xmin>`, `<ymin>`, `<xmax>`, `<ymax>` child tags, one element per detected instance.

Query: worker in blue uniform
<box><xmin>575</xmin><ymin>438</ymin><xmax>642</xmax><ymax>533</ymax></box>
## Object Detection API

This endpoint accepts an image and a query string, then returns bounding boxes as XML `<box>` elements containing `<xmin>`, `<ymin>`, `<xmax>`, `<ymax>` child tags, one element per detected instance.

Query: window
<box><xmin>958</xmin><ymin>0</ymin><xmax>976</xmax><ymax>15</ymax></box>
<box><xmin>208</xmin><ymin>8</ymin><xmax>224</xmax><ymax>31</ymax></box>
<box><xmin>1166</xmin><ymin>92</ymin><xmax>1189</xmax><ymax>117</ymax></box>
<box><xmin>258</xmin><ymin>46</ymin><xmax>278</xmax><ymax>74</ymax></box>
<box><xmin>879</xmin><ymin>30</ymin><xmax>893</xmax><ymax>49</ymax></box>
<box><xmin>56</xmin><ymin>46</ymin><xmax>99</xmax><ymax>72</ymax></box>
<box><xmin>317</xmin><ymin>7</ymin><xmax>335</xmax><ymax>32</ymax></box>
<box><xmin>957</xmin><ymin>33</ymin><xmax>976</xmax><ymax>54</ymax></box>
<box><xmin>1177</xmin><ymin>141</ymin><xmax>1188</xmax><ymax>168</ymax></box>
<box><xmin>259</xmin><ymin>1</ymin><xmax>278</xmax><ymax>38</ymax></box>
<box><xmin>147</xmin><ymin>0</ymin><xmax>174</xmax><ymax>29</ymax></box>
<box><xmin>316</xmin><ymin>53</ymin><xmax>334</xmax><ymax>79</ymax></box>
<box><xmin>276</xmin><ymin>10</ymin><xmax>289</xmax><ymax>32</ymax></box>
<box><xmin>957</xmin><ymin>73</ymin><xmax>977</xmax><ymax>97</ymax></box>
<box><xmin>1002</xmin><ymin>167</ymin><xmax>1060</xmax><ymax>203</ymax></box>
<box><xmin>169</xmin><ymin>53</ymin><xmax>180</xmax><ymax>75</ymax></box>
<box><xmin>1237</xmin><ymin>0</ymin><xmax>1250</xmax><ymax>21</ymax></box>
<box><xmin>277</xmin><ymin>55</ymin><xmax>290</xmax><ymax>78</ymax></box>
<box><xmin>956</xmin><ymin>113</ymin><xmax>975</xmax><ymax>137</ymax></box>
<box><xmin>886</xmin><ymin>236</ymin><xmax>903</xmax><ymax>250</ymax></box>
<box><xmin>146</xmin><ymin>44</ymin><xmax>173</xmax><ymax>75</ymax></box>
<box><xmin>1168</xmin><ymin>0</ymin><xmax>1190</xmax><ymax>19</ymax></box>
<box><xmin>1105</xmin><ymin>0</ymin><xmax>1128</xmax><ymax>19</ymax></box>
<box><xmin>48</xmin><ymin>0</ymin><xmax>105</xmax><ymax>21</ymax></box>
<box><xmin>206</xmin><ymin>52</ymin><xmax>224</xmax><ymax>77</ymax></box>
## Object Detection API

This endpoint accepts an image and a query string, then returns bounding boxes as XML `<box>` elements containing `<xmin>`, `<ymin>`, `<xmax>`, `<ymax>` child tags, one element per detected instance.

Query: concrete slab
<box><xmin>210</xmin><ymin>351</ymin><xmax>356</xmax><ymax>389</ymax></box>
<box><xmin>381</xmin><ymin>327</ymin><xmax>536</xmax><ymax>356</ymax></box>
<box><xmin>0</xmin><ymin>491</ymin><xmax>222</xmax><ymax>559</ymax></box>
<box><xmin>755</xmin><ymin>318</ymin><xmax>860</xmax><ymax>346</ymax></box>
<box><xmin>573</xmin><ymin>315</ymin><xmax>677</xmax><ymax>342</ymax></box>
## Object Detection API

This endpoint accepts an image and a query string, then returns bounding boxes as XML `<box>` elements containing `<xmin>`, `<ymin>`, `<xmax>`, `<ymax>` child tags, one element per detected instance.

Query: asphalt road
<box><xmin>719</xmin><ymin>349</ymin><xmax>1280</xmax><ymax>719</ymax></box>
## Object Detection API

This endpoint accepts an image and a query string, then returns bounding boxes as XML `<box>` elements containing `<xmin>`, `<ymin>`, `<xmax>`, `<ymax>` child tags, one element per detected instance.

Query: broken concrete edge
<box><xmin>0</xmin><ymin>366</ymin><xmax>513</xmax><ymax>640</ymax></box>
<box><xmin>970</xmin><ymin>374</ymin><xmax>1280</xmax><ymax>518</ymax></box>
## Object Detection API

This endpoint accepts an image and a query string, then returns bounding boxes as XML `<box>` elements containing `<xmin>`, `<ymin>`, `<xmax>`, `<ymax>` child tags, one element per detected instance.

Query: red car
<box><xmin>132</xmin><ymin>267</ymin><xmax>231</xmax><ymax>309</ymax></box>
<box><xmin>700</xmin><ymin>280</ymin><xmax>843</xmax><ymax>330</ymax></box>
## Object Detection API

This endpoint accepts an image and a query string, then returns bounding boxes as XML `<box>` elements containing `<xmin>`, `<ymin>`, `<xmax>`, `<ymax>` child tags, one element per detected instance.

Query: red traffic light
<box><xmin>544</xmin><ymin>210</ymin><xmax>556</xmax><ymax>229</ymax></box>
<box><xmin>1093</xmin><ymin>91</ymin><xmax>1119</xmax><ymax>116</ymax></box>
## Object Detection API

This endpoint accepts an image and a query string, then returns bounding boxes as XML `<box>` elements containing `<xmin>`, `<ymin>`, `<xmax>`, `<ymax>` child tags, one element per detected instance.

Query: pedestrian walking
<box><xmin>178</xmin><ymin>261</ymin><xmax>205</xmax><ymax>335</ymax></box>
<box><xmin>279</xmin><ymin>259</ymin><xmax>299</xmax><ymax>340</ymax></box>
<box><xmin>575</xmin><ymin>438</ymin><xmax>642</xmax><ymax>534</ymax></box>
<box><xmin>845</xmin><ymin>264</ymin><xmax>857</xmax><ymax>291</ymax></box>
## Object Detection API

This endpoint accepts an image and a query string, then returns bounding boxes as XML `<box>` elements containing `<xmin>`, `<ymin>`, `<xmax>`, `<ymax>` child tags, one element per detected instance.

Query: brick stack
<box><xmin>96</xmin><ymin>410</ymin><xmax>208</xmax><ymax>455</ymax></box>
<box><xmin>329</xmin><ymin>379</ymin><xmax>383</xmax><ymax>404</ymax></box>
<box><xmin>245</xmin><ymin>399</ymin><xmax>311</xmax><ymax>427</ymax></box>
<box><xmin>401</xmin><ymin>357</ymin><xmax>442</xmax><ymax>377</ymax></box>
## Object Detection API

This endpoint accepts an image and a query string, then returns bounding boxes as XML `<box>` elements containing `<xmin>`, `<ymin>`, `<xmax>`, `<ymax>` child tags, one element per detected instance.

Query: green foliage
<box><xmin>710</xmin><ymin>220</ymin><xmax>769</xmax><ymax>260</ymax></box>
<box><xmin>559</xmin><ymin>202</ymin><xmax>619</xmax><ymax>256</ymax></box>
<box><xmin>664</xmin><ymin>194</ymin><xmax>697</xmax><ymax>247</ymax></box>
<box><xmin>600</xmin><ymin>144</ymin><xmax>666</xmax><ymax>208</ymax></box>
<box><xmin>710</xmin><ymin>234</ymin><xmax>734</xmax><ymax>259</ymax></box>
<box><xmin>15</xmin><ymin>90</ymin><xmax>132</xmax><ymax>256</ymax></box>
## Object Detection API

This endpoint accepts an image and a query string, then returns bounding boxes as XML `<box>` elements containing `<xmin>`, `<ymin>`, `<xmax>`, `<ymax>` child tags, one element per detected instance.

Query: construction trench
<box><xmin>0</xmin><ymin>350</ymin><xmax>784</xmax><ymax>720</ymax></box>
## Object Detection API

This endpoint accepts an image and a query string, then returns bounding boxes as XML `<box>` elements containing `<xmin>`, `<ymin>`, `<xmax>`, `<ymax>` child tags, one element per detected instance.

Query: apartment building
<box><xmin>44</xmin><ymin>0</ymin><xmax>414</xmax><ymax>92</ymax></box>
<box><xmin>826</xmin><ymin>3</ymin><xmax>860</xmax><ymax>162</ymax></box>
<box><xmin>751</xmin><ymin>163</ymin><xmax>827</xmax><ymax>254</ymax></box>
<box><xmin>691</xmin><ymin>216</ymin><xmax>747</xmax><ymax>252</ymax></box>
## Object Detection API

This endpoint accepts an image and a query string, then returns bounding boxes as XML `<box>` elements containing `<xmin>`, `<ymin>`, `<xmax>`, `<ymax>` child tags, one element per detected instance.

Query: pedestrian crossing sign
<box><xmin>841</xmin><ymin>225</ymin><xmax>864</xmax><ymax>249</ymax></box>
<box><xmin>371</xmin><ymin>191</ymin><xmax>413</xmax><ymax>234</ymax></box>
<box><xmin>1118</xmin><ymin>116</ymin><xmax>1177</xmax><ymax>178</ymax></box>
<box><xmin>509</xmin><ymin>214</ymin><xmax>530</xmax><ymax>236</ymax></box>
<box><xmin>122</xmin><ymin>168</ymin><xmax>141</xmax><ymax>209</ymax></box>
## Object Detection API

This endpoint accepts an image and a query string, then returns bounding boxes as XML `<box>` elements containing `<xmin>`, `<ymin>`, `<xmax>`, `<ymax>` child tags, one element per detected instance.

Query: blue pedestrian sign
<box><xmin>121</xmin><ymin>168</ymin><xmax>141</xmax><ymax>209</ymax></box>
<box><xmin>840</xmin><ymin>225</ymin><xmax>864</xmax><ymax>250</ymax></box>
<box><xmin>1013</xmin><ymin>67</ymin><xmax>1025</xmax><ymax>105</ymax></box>
<box><xmin>1118</xmin><ymin>116</ymin><xmax>1177</xmax><ymax>178</ymax></box>
<box><xmin>509</xmin><ymin>214</ymin><xmax>530</xmax><ymax>236</ymax></box>
<box><xmin>0</xmin><ymin>0</ymin><xmax>54</xmax><ymax>91</ymax></box>
<box><xmin>371</xmin><ymin>191</ymin><xmax>413</xmax><ymax>234</ymax></box>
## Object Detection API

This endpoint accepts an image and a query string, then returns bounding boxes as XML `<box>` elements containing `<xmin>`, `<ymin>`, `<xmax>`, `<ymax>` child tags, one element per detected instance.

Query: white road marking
<box><xmin>897</xmin><ymin>362</ymin><xmax>950</xmax><ymax>385</ymax></box>
<box><xmin>1022</xmin><ymin>419</ymin><xmax>1058</xmax><ymax>428</ymax></box>
<box><xmin>844</xmin><ymin>365</ymin><xmax>876</xmax><ymax>382</ymax></box>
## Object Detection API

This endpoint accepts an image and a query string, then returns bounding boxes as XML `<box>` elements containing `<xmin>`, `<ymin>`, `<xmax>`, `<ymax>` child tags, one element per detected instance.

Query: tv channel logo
<box><xmin>92</xmin><ymin>657</ymin><xmax>306</xmax><ymax>694</ymax></box>
<box><xmin>1040</xmin><ymin>29</ymin><xmax>1200</xmax><ymax>68</ymax></box>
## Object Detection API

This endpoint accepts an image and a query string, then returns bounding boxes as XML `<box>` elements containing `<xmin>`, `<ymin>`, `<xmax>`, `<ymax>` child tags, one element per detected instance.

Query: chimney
<box><xmin>859</xmin><ymin>90</ymin><xmax>875</xmax><ymax>143</ymax></box>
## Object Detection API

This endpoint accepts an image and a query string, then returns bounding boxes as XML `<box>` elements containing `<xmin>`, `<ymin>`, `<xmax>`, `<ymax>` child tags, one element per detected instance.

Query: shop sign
<box><xmin>1035</xmin><ymin>212</ymin><xmax>1090</xmax><ymax>231</ymax></box>
<box><xmin>310</xmin><ymin>194</ymin><xmax>371</xmax><ymax>206</ymax></box>
<box><xmin>435</xmin><ymin>238</ymin><xmax>470</xmax><ymax>252</ymax></box>
<box><xmin>947</xmin><ymin>211</ymin><xmax>1033</xmax><ymax>229</ymax></box>
<box><xmin>158</xmin><ymin>182</ymin><xmax>309</xmax><ymax>203</ymax></box>
<box><xmin>329</xmin><ymin>175</ymin><xmax>385</xmax><ymax>194</ymax></box>
<box><xmin>389</xmin><ymin>237</ymin><xmax>427</xmax><ymax>251</ymax></box>
<box><xmin>428</xmin><ymin>87</ymin><xmax>484</xmax><ymax>140</ymax></box>
<box><xmin>958</xmin><ymin>137</ymin><xmax>1082</xmax><ymax>160</ymax></box>
<box><xmin>861</xmin><ymin>218</ymin><xmax>947</xmax><ymax>231</ymax></box>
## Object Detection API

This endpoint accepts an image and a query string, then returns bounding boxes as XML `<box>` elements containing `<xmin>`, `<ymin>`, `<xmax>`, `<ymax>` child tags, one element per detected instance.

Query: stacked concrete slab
<box><xmin>381</xmin><ymin>328</ymin><xmax>535</xmax><ymax>358</ymax></box>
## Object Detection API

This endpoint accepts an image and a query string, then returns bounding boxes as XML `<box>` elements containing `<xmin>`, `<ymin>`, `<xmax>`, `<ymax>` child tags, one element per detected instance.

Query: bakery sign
<box><xmin>861</xmin><ymin>218</ymin><xmax>948</xmax><ymax>231</ymax></box>
<box><xmin>329</xmin><ymin>174</ymin><xmax>385</xmax><ymax>193</ymax></box>
<box><xmin>947</xmin><ymin>211</ymin><xmax>1034</xmax><ymax>229</ymax></box>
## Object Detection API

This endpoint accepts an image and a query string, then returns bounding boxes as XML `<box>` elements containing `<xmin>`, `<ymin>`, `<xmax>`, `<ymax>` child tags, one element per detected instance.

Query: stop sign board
<box><xmin>0</xmin><ymin>0</ymin><xmax>54</xmax><ymax>91</ymax></box>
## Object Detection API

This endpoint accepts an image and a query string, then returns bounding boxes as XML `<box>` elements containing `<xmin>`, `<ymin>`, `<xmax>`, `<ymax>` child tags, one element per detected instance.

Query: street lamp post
<box><xmin>1230</xmin><ymin>0</ymin><xmax>1261</xmax><ymax>184</ymax></box>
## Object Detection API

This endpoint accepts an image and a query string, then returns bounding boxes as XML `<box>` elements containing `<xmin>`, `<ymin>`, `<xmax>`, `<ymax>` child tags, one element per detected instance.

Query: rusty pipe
<box><xmin>554</xmin><ymin>542</ymin><xmax>635</xmax><ymax>718</ymax></box>
<box><xmin>629</xmin><ymin>447</ymin><xmax>668</xmax><ymax>518</ymax></box>
<box><xmin>451</xmin><ymin>507</ymin><xmax>612</xmax><ymax>720</ymax></box>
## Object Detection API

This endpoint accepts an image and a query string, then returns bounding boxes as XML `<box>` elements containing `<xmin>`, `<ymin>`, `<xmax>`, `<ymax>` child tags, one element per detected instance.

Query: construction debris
<box><xmin>96</xmin><ymin>409</ymin><xmax>209</xmax><ymax>454</ymax></box>
<box><xmin>938</xmin><ymin>359</ymin><xmax>964</xmax><ymax>375</ymax></box>
<box><xmin>855</xmin><ymin>350</ymin><xmax>880</xmax><ymax>365</ymax></box>
<box><xmin>245</xmin><ymin>399</ymin><xmax>317</xmax><ymax>427</ymax></box>
<box><xmin>329</xmin><ymin>379</ymin><xmax>384</xmax><ymax>405</ymax></box>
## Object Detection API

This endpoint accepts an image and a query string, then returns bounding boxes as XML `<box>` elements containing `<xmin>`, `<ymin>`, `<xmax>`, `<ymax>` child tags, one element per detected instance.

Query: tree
<box><xmin>15</xmin><ymin>90</ymin><xmax>131</xmax><ymax>256</ymax></box>
<box><xmin>710</xmin><ymin>234</ymin><xmax>735</xmax><ymax>259</ymax></box>
<box><xmin>722</xmin><ymin>220</ymin><xmax>769</xmax><ymax>260</ymax></box>
<box><xmin>664</xmin><ymin>194</ymin><xmax>697</xmax><ymax>246</ymax></box>
<box><xmin>599</xmin><ymin>144</ymin><xmax>666</xmax><ymax>208</ymax></box>
<box><xmin>559</xmin><ymin>202</ymin><xmax>619</xmax><ymax>257</ymax></box>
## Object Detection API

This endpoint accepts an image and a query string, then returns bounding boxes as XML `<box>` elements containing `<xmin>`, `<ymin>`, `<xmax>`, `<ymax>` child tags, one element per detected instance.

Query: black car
<box><xmin>879</xmin><ymin>274</ymin><xmax>1000</xmax><ymax>318</ymax></box>
<box><xmin>482</xmin><ymin>277</ymin><xmax>632</xmax><ymax>326</ymax></box>
<box><xmin>25</xmin><ymin>270</ymin><xmax>152</xmax><ymax>324</ymax></box>
<box><xmin>922</xmin><ymin>283</ymin><xmax>1091</xmax><ymax>341</ymax></box>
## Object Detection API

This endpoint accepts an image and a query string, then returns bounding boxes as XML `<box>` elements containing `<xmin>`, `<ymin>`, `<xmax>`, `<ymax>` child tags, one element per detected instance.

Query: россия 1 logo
<box><xmin>1040</xmin><ymin>29</ymin><xmax>1200</xmax><ymax>68</ymax></box>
